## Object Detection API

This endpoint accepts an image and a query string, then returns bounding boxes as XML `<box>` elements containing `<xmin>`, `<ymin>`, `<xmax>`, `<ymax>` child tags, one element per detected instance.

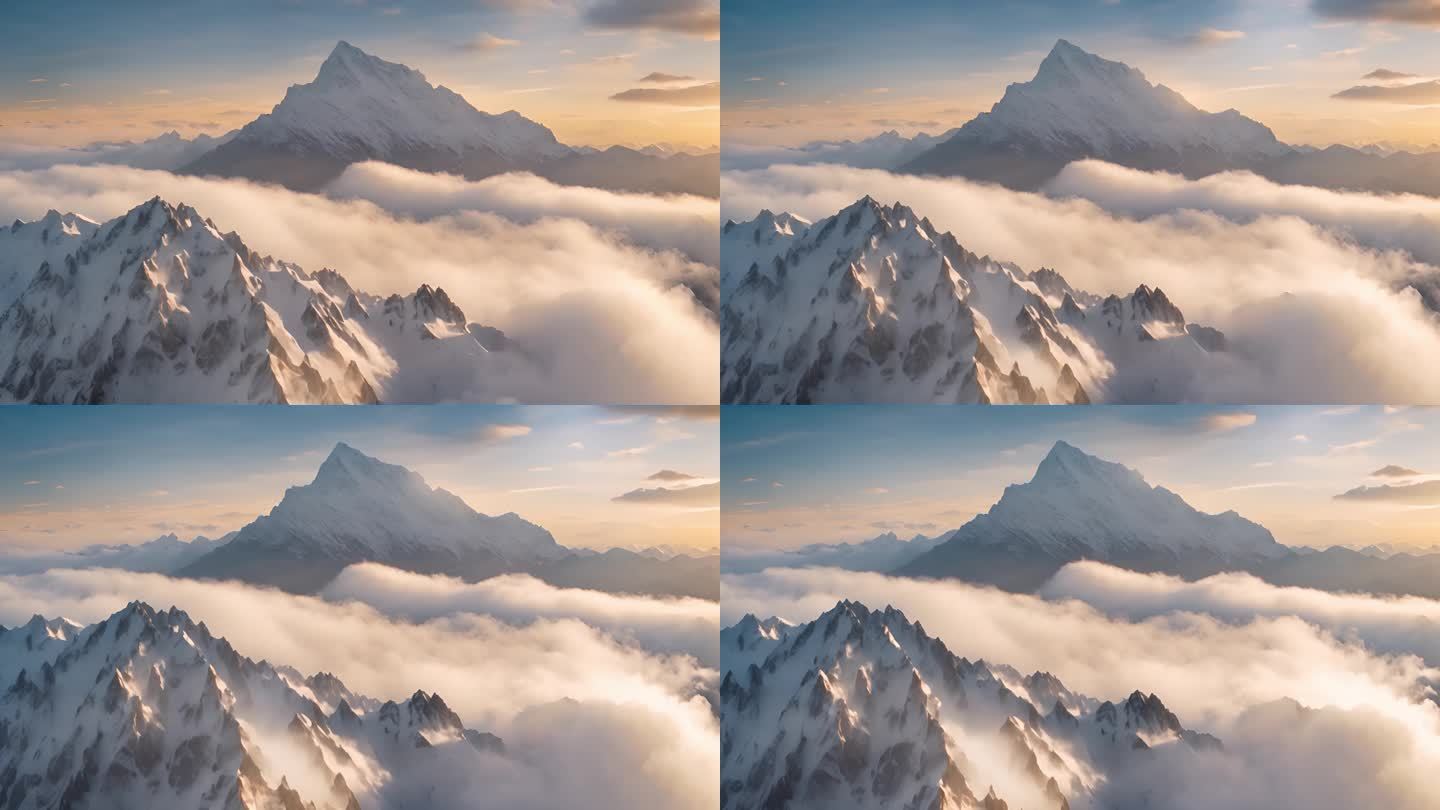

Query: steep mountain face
<box><xmin>180</xmin><ymin>443</ymin><xmax>564</xmax><ymax>592</ymax></box>
<box><xmin>183</xmin><ymin>41</ymin><xmax>718</xmax><ymax>197</ymax></box>
<box><xmin>0</xmin><ymin>198</ymin><xmax>537</xmax><ymax>404</ymax></box>
<box><xmin>898</xmin><ymin>441</ymin><xmax>1288</xmax><ymax>589</ymax></box>
<box><xmin>903</xmin><ymin>39</ymin><xmax>1290</xmax><ymax>188</ymax></box>
<box><xmin>721</xmin><ymin>601</ymin><xmax>1218</xmax><ymax>810</ymax></box>
<box><xmin>720</xmin><ymin>196</ymin><xmax>1222</xmax><ymax>404</ymax></box>
<box><xmin>0</xmin><ymin>601</ymin><xmax>502</xmax><ymax>810</ymax></box>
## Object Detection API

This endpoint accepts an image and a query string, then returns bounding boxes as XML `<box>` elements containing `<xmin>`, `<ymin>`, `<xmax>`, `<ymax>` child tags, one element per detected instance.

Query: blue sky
<box><xmin>0</xmin><ymin>0</ymin><xmax>719</xmax><ymax>147</ymax></box>
<box><xmin>0</xmin><ymin>405</ymin><xmax>719</xmax><ymax>551</ymax></box>
<box><xmin>723</xmin><ymin>405</ymin><xmax>1440</xmax><ymax>550</ymax></box>
<box><xmin>722</xmin><ymin>0</ymin><xmax>1440</xmax><ymax>148</ymax></box>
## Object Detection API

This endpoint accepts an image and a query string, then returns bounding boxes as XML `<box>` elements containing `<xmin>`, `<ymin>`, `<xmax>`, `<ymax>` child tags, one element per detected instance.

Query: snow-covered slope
<box><xmin>0</xmin><ymin>601</ymin><xmax>502</xmax><ymax>810</ymax></box>
<box><xmin>897</xmin><ymin>441</ymin><xmax>1288</xmax><ymax>588</ymax></box>
<box><xmin>721</xmin><ymin>600</ymin><xmax>1218</xmax><ymax>810</ymax></box>
<box><xmin>721</xmin><ymin>196</ymin><xmax>1221</xmax><ymax>403</ymax></box>
<box><xmin>0</xmin><ymin>197</ymin><xmax>538</xmax><ymax>403</ymax></box>
<box><xmin>183</xmin><ymin>41</ymin><xmax>718</xmax><ymax>196</ymax></box>
<box><xmin>904</xmin><ymin>39</ymin><xmax>1291</xmax><ymax>187</ymax></box>
<box><xmin>186</xmin><ymin>41</ymin><xmax>565</xmax><ymax>180</ymax></box>
<box><xmin>180</xmin><ymin>442</ymin><xmax>564</xmax><ymax>592</ymax></box>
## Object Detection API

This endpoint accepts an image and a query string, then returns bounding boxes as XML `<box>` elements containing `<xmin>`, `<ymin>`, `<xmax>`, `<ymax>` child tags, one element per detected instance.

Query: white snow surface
<box><xmin>949</xmin><ymin>440</ymin><xmax>1289</xmax><ymax>560</ymax></box>
<box><xmin>0</xmin><ymin>601</ymin><xmax>498</xmax><ymax>810</ymax></box>
<box><xmin>943</xmin><ymin>39</ymin><xmax>1291</xmax><ymax>161</ymax></box>
<box><xmin>722</xmin><ymin>600</ymin><xmax>1216</xmax><ymax>810</ymax></box>
<box><xmin>0</xmin><ymin>197</ymin><xmax>541</xmax><ymax>403</ymax></box>
<box><xmin>235</xmin><ymin>41</ymin><xmax>570</xmax><ymax>163</ymax></box>
<box><xmin>721</xmin><ymin>195</ymin><xmax>1217</xmax><ymax>403</ymax></box>
<box><xmin>224</xmin><ymin>442</ymin><xmax>566</xmax><ymax>565</ymax></box>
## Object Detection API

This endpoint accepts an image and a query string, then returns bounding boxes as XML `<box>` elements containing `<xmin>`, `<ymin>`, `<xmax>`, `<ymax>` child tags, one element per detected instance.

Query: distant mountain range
<box><xmin>0</xmin><ymin>199</ymin><xmax>544</xmax><ymax>403</ymax></box>
<box><xmin>180</xmin><ymin>41</ymin><xmax>717</xmax><ymax>197</ymax></box>
<box><xmin>721</xmin><ymin>599</ymin><xmax>1219</xmax><ymax>810</ymax></box>
<box><xmin>847</xmin><ymin>441</ymin><xmax>1440</xmax><ymax>598</ymax></box>
<box><xmin>0</xmin><ymin>443</ymin><xmax>717</xmax><ymax>599</ymax></box>
<box><xmin>736</xmin><ymin>39</ymin><xmax>1440</xmax><ymax>198</ymax></box>
<box><xmin>721</xmin><ymin>196</ymin><xmax>1224</xmax><ymax>404</ymax></box>
<box><xmin>0</xmin><ymin>601</ymin><xmax>503</xmax><ymax>810</ymax></box>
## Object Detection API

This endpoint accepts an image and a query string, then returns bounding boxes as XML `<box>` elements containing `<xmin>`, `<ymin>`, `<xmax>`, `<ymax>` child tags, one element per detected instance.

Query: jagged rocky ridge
<box><xmin>721</xmin><ymin>196</ymin><xmax>1222</xmax><ymax>404</ymax></box>
<box><xmin>0</xmin><ymin>198</ymin><xmax>531</xmax><ymax>403</ymax></box>
<box><xmin>721</xmin><ymin>600</ymin><xmax>1219</xmax><ymax>810</ymax></box>
<box><xmin>183</xmin><ymin>41</ymin><xmax>718</xmax><ymax>197</ymax></box>
<box><xmin>0</xmin><ymin>602</ymin><xmax>503</xmax><ymax>810</ymax></box>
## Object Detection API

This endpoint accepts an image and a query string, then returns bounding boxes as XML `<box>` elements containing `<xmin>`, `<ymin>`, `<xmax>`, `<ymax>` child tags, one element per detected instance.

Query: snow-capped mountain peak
<box><xmin>722</xmin><ymin>600</ymin><xmax>1218</xmax><ymax>810</ymax></box>
<box><xmin>0</xmin><ymin>602</ymin><xmax>502</xmax><ymax>810</ymax></box>
<box><xmin>902</xmin><ymin>39</ymin><xmax>1291</xmax><ymax>187</ymax></box>
<box><xmin>1032</xmin><ymin>439</ymin><xmax>1147</xmax><ymax>490</ymax></box>
<box><xmin>178</xmin><ymin>443</ymin><xmax>565</xmax><ymax>591</ymax></box>
<box><xmin>0</xmin><ymin>198</ymin><xmax>534</xmax><ymax>404</ymax></box>
<box><xmin>897</xmin><ymin>441</ymin><xmax>1288</xmax><ymax>587</ymax></box>
<box><xmin>721</xmin><ymin>195</ymin><xmax>1224</xmax><ymax>404</ymax></box>
<box><xmin>312</xmin><ymin>440</ymin><xmax>426</xmax><ymax>492</ymax></box>
<box><xmin>217</xmin><ymin>40</ymin><xmax>567</xmax><ymax>163</ymax></box>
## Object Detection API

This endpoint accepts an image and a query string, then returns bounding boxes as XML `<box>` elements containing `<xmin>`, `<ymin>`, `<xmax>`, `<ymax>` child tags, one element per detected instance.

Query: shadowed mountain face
<box><xmin>177</xmin><ymin>443</ymin><xmax>717</xmax><ymax>598</ymax></box>
<box><xmin>0</xmin><ymin>198</ymin><xmax>516</xmax><ymax>404</ymax></box>
<box><xmin>721</xmin><ymin>600</ymin><xmax>1219</xmax><ymax>810</ymax></box>
<box><xmin>183</xmin><ymin>41</ymin><xmax>718</xmax><ymax>197</ymax></box>
<box><xmin>720</xmin><ymin>196</ymin><xmax>1221</xmax><ymax>405</ymax></box>
<box><xmin>896</xmin><ymin>441</ymin><xmax>1440</xmax><ymax>599</ymax></box>
<box><xmin>0</xmin><ymin>601</ymin><xmax>502</xmax><ymax>810</ymax></box>
<box><xmin>898</xmin><ymin>441</ymin><xmax>1286</xmax><ymax>589</ymax></box>
<box><xmin>901</xmin><ymin>39</ymin><xmax>1440</xmax><ymax>197</ymax></box>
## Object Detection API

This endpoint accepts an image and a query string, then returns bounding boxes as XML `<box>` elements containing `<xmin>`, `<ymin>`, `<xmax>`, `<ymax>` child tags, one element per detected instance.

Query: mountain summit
<box><xmin>0</xmin><ymin>197</ymin><xmax>512</xmax><ymax>404</ymax></box>
<box><xmin>722</xmin><ymin>600</ymin><xmax>1218</xmax><ymax>810</ymax></box>
<box><xmin>903</xmin><ymin>38</ymin><xmax>1289</xmax><ymax>187</ymax></box>
<box><xmin>182</xmin><ymin>41</ymin><xmax>718</xmax><ymax>195</ymax></box>
<box><xmin>721</xmin><ymin>194</ymin><xmax>1221</xmax><ymax>404</ymax></box>
<box><xmin>897</xmin><ymin>441</ymin><xmax>1286</xmax><ymax>588</ymax></box>
<box><xmin>0</xmin><ymin>601</ymin><xmax>499</xmax><ymax>810</ymax></box>
<box><xmin>184</xmin><ymin>40</ymin><xmax>565</xmax><ymax>189</ymax></box>
<box><xmin>179</xmin><ymin>442</ymin><xmax>564</xmax><ymax>591</ymax></box>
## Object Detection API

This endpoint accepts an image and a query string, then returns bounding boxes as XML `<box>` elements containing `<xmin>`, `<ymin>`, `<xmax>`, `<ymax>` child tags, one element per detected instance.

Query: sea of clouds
<box><xmin>722</xmin><ymin>563</ymin><xmax>1440</xmax><ymax>810</ymax></box>
<box><xmin>0</xmin><ymin>564</ymin><xmax>720</xmax><ymax>809</ymax></box>
<box><xmin>0</xmin><ymin>161</ymin><xmax>719</xmax><ymax>404</ymax></box>
<box><xmin>722</xmin><ymin>162</ymin><xmax>1440</xmax><ymax>403</ymax></box>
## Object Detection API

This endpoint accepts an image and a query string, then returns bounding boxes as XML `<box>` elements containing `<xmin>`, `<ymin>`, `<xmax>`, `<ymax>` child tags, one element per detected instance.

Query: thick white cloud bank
<box><xmin>0</xmin><ymin>164</ymin><xmax>718</xmax><ymax>403</ymax></box>
<box><xmin>1041</xmin><ymin>561</ymin><xmax>1440</xmax><ymax>667</ymax></box>
<box><xmin>1047</xmin><ymin>160</ymin><xmax>1440</xmax><ymax>270</ymax></box>
<box><xmin>722</xmin><ymin>565</ymin><xmax>1440</xmax><ymax>810</ymax></box>
<box><xmin>327</xmin><ymin>162</ymin><xmax>719</xmax><ymax>267</ymax></box>
<box><xmin>0</xmin><ymin>565</ymin><xmax>718</xmax><ymax>809</ymax></box>
<box><xmin>323</xmin><ymin>564</ymin><xmax>720</xmax><ymax>667</ymax></box>
<box><xmin>723</xmin><ymin>163</ymin><xmax>1440</xmax><ymax>403</ymax></box>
